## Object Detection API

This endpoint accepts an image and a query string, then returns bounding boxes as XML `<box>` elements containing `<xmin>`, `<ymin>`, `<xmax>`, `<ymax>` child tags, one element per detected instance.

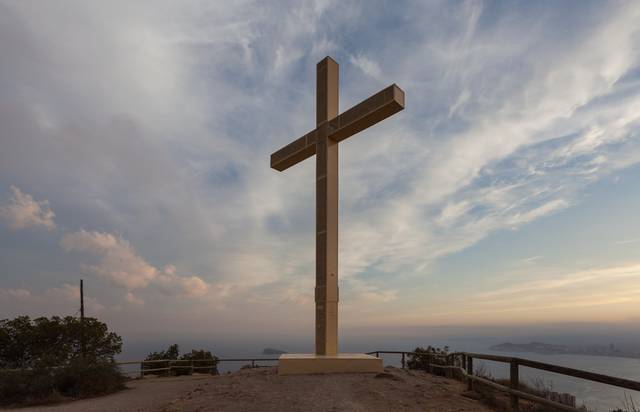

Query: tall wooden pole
<box><xmin>80</xmin><ymin>279</ymin><xmax>86</xmax><ymax>360</ymax></box>
<box><xmin>315</xmin><ymin>57</ymin><xmax>339</xmax><ymax>356</ymax></box>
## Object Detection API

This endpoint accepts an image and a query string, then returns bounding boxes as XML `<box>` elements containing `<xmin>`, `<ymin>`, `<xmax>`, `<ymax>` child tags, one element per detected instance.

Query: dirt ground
<box><xmin>8</xmin><ymin>367</ymin><xmax>494</xmax><ymax>412</ymax></box>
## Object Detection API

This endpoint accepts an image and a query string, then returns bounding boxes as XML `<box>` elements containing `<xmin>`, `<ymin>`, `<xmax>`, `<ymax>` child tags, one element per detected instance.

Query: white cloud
<box><xmin>0</xmin><ymin>284</ymin><xmax>105</xmax><ymax>313</ymax></box>
<box><xmin>507</xmin><ymin>198</ymin><xmax>569</xmax><ymax>227</ymax></box>
<box><xmin>0</xmin><ymin>288</ymin><xmax>32</xmax><ymax>301</ymax></box>
<box><xmin>125</xmin><ymin>291</ymin><xmax>144</xmax><ymax>305</ymax></box>
<box><xmin>616</xmin><ymin>238</ymin><xmax>640</xmax><ymax>245</ymax></box>
<box><xmin>61</xmin><ymin>230</ymin><xmax>157</xmax><ymax>290</ymax></box>
<box><xmin>370</xmin><ymin>263</ymin><xmax>640</xmax><ymax>326</ymax></box>
<box><xmin>0</xmin><ymin>186</ymin><xmax>55</xmax><ymax>230</ymax></box>
<box><xmin>45</xmin><ymin>283</ymin><xmax>106</xmax><ymax>313</ymax></box>
<box><xmin>1</xmin><ymin>2</ymin><xmax>640</xmax><ymax>335</ymax></box>
<box><xmin>349</xmin><ymin>53</ymin><xmax>382</xmax><ymax>80</ymax></box>
<box><xmin>333</xmin><ymin>2</ymin><xmax>640</xmax><ymax>283</ymax></box>
<box><xmin>345</xmin><ymin>278</ymin><xmax>397</xmax><ymax>305</ymax></box>
<box><xmin>156</xmin><ymin>265</ymin><xmax>209</xmax><ymax>298</ymax></box>
<box><xmin>521</xmin><ymin>256</ymin><xmax>542</xmax><ymax>264</ymax></box>
<box><xmin>60</xmin><ymin>230</ymin><xmax>209</xmax><ymax>299</ymax></box>
<box><xmin>478</xmin><ymin>264</ymin><xmax>640</xmax><ymax>300</ymax></box>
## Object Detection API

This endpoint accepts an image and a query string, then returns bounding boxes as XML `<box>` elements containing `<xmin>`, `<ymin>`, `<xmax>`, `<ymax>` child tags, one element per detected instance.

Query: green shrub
<box><xmin>407</xmin><ymin>346</ymin><xmax>450</xmax><ymax>371</ymax></box>
<box><xmin>145</xmin><ymin>343</ymin><xmax>180</xmax><ymax>362</ymax></box>
<box><xmin>181</xmin><ymin>349</ymin><xmax>219</xmax><ymax>375</ymax></box>
<box><xmin>0</xmin><ymin>316</ymin><xmax>122</xmax><ymax>369</ymax></box>
<box><xmin>0</xmin><ymin>362</ymin><xmax>124</xmax><ymax>406</ymax></box>
<box><xmin>0</xmin><ymin>315</ymin><xmax>125</xmax><ymax>406</ymax></box>
<box><xmin>54</xmin><ymin>361</ymin><xmax>125</xmax><ymax>397</ymax></box>
<box><xmin>0</xmin><ymin>369</ymin><xmax>54</xmax><ymax>405</ymax></box>
<box><xmin>142</xmin><ymin>343</ymin><xmax>178</xmax><ymax>376</ymax></box>
<box><xmin>142</xmin><ymin>345</ymin><xmax>219</xmax><ymax>376</ymax></box>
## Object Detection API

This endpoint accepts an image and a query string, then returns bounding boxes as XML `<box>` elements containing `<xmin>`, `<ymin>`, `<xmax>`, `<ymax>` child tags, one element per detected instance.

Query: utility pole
<box><xmin>80</xmin><ymin>279</ymin><xmax>86</xmax><ymax>361</ymax></box>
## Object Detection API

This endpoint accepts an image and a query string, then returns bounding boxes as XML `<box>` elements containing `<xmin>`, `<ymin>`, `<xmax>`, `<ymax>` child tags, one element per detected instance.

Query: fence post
<box><xmin>191</xmin><ymin>360</ymin><xmax>194</xmax><ymax>375</ymax></box>
<box><xmin>375</xmin><ymin>352</ymin><xmax>379</xmax><ymax>358</ymax></box>
<box><xmin>140</xmin><ymin>362</ymin><xmax>143</xmax><ymax>379</ymax></box>
<box><xmin>401</xmin><ymin>352</ymin><xmax>406</xmax><ymax>369</ymax></box>
<box><xmin>466</xmin><ymin>355</ymin><xmax>473</xmax><ymax>391</ymax></box>
<box><xmin>510</xmin><ymin>360</ymin><xmax>520</xmax><ymax>411</ymax></box>
<box><xmin>252</xmin><ymin>360</ymin><xmax>255</xmax><ymax>368</ymax></box>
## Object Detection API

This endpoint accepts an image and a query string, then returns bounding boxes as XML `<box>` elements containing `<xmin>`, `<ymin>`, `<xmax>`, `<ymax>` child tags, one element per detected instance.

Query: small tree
<box><xmin>181</xmin><ymin>349</ymin><xmax>219</xmax><ymax>375</ymax></box>
<box><xmin>143</xmin><ymin>345</ymin><xmax>219</xmax><ymax>376</ymax></box>
<box><xmin>0</xmin><ymin>315</ymin><xmax>124</xmax><ymax>405</ymax></box>
<box><xmin>145</xmin><ymin>344</ymin><xmax>180</xmax><ymax>362</ymax></box>
<box><xmin>406</xmin><ymin>346</ymin><xmax>450</xmax><ymax>371</ymax></box>
<box><xmin>143</xmin><ymin>344</ymin><xmax>179</xmax><ymax>376</ymax></box>
<box><xmin>0</xmin><ymin>316</ymin><xmax>122</xmax><ymax>369</ymax></box>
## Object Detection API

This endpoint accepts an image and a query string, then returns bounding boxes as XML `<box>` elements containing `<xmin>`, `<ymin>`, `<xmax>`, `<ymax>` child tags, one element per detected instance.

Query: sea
<box><xmin>117</xmin><ymin>336</ymin><xmax>640</xmax><ymax>412</ymax></box>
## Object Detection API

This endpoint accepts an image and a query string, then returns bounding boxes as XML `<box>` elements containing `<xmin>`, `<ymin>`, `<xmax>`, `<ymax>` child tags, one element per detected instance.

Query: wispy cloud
<box><xmin>521</xmin><ymin>256</ymin><xmax>542</xmax><ymax>264</ymax></box>
<box><xmin>477</xmin><ymin>264</ymin><xmax>640</xmax><ymax>300</ymax></box>
<box><xmin>0</xmin><ymin>1</ymin><xmax>639</xmax><ymax>337</ymax></box>
<box><xmin>61</xmin><ymin>230</ymin><xmax>158</xmax><ymax>290</ymax></box>
<box><xmin>369</xmin><ymin>263</ymin><xmax>640</xmax><ymax>326</ymax></box>
<box><xmin>61</xmin><ymin>230</ymin><xmax>209</xmax><ymax>299</ymax></box>
<box><xmin>616</xmin><ymin>238</ymin><xmax>640</xmax><ymax>245</ymax></box>
<box><xmin>0</xmin><ymin>284</ymin><xmax>105</xmax><ymax>313</ymax></box>
<box><xmin>349</xmin><ymin>53</ymin><xmax>382</xmax><ymax>80</ymax></box>
<box><xmin>0</xmin><ymin>186</ymin><xmax>55</xmax><ymax>230</ymax></box>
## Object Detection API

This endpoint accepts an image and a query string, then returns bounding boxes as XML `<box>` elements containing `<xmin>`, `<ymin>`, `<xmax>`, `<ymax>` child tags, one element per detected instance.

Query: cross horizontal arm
<box><xmin>270</xmin><ymin>84</ymin><xmax>405</xmax><ymax>171</ymax></box>
<box><xmin>270</xmin><ymin>129</ymin><xmax>319</xmax><ymax>172</ymax></box>
<box><xmin>328</xmin><ymin>83</ymin><xmax>405</xmax><ymax>143</ymax></box>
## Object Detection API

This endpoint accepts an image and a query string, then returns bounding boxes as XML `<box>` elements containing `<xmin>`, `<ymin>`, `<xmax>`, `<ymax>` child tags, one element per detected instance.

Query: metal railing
<box><xmin>368</xmin><ymin>350</ymin><xmax>640</xmax><ymax>412</ymax></box>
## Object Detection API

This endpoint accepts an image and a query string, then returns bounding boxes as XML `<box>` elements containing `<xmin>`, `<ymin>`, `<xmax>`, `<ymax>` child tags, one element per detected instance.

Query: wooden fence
<box><xmin>368</xmin><ymin>350</ymin><xmax>640</xmax><ymax>412</ymax></box>
<box><xmin>117</xmin><ymin>357</ymin><xmax>279</xmax><ymax>378</ymax></box>
<box><xmin>116</xmin><ymin>350</ymin><xmax>640</xmax><ymax>411</ymax></box>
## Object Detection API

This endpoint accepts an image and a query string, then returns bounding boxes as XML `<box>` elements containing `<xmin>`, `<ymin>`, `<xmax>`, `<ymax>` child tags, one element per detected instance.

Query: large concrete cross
<box><xmin>271</xmin><ymin>56</ymin><xmax>405</xmax><ymax>356</ymax></box>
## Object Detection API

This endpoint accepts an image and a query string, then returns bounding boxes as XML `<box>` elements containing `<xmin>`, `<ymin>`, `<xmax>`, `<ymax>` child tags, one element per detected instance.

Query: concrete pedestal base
<box><xmin>278</xmin><ymin>353</ymin><xmax>383</xmax><ymax>375</ymax></box>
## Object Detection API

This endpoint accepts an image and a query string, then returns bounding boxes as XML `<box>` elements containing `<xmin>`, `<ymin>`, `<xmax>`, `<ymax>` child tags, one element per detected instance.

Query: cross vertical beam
<box><xmin>270</xmin><ymin>56</ymin><xmax>404</xmax><ymax>362</ymax></box>
<box><xmin>315</xmin><ymin>57</ymin><xmax>339</xmax><ymax>356</ymax></box>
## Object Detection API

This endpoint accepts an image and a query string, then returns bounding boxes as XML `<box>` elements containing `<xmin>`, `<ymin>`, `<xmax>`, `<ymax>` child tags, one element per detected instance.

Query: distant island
<box><xmin>490</xmin><ymin>342</ymin><xmax>640</xmax><ymax>359</ymax></box>
<box><xmin>263</xmin><ymin>348</ymin><xmax>287</xmax><ymax>355</ymax></box>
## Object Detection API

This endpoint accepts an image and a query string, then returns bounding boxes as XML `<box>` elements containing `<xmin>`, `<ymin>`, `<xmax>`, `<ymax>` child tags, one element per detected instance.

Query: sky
<box><xmin>1</xmin><ymin>0</ymin><xmax>640</xmax><ymax>348</ymax></box>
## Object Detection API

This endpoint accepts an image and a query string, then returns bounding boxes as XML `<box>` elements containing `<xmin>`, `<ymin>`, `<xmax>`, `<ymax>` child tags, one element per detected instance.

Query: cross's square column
<box><xmin>315</xmin><ymin>56</ymin><xmax>339</xmax><ymax>356</ymax></box>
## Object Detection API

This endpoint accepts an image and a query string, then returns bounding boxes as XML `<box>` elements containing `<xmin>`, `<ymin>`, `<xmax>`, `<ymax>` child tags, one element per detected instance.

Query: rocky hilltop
<box><xmin>10</xmin><ymin>367</ymin><xmax>493</xmax><ymax>412</ymax></box>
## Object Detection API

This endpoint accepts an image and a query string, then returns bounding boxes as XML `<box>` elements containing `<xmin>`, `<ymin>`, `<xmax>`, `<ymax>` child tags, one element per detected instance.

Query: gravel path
<box><xmin>7</xmin><ymin>367</ymin><xmax>493</xmax><ymax>412</ymax></box>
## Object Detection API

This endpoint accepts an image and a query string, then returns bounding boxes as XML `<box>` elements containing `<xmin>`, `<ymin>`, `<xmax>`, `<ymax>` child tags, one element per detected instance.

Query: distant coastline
<box><xmin>262</xmin><ymin>348</ymin><xmax>287</xmax><ymax>355</ymax></box>
<box><xmin>490</xmin><ymin>342</ymin><xmax>640</xmax><ymax>359</ymax></box>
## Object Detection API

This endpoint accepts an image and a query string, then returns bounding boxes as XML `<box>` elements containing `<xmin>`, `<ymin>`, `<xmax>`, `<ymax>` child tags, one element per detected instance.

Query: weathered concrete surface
<box><xmin>278</xmin><ymin>353</ymin><xmax>383</xmax><ymax>375</ymax></box>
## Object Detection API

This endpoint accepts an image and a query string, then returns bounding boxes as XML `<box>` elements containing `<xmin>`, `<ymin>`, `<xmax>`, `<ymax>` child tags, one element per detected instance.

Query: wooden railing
<box><xmin>117</xmin><ymin>357</ymin><xmax>279</xmax><ymax>378</ymax></box>
<box><xmin>367</xmin><ymin>350</ymin><xmax>412</xmax><ymax>369</ymax></box>
<box><xmin>117</xmin><ymin>350</ymin><xmax>640</xmax><ymax>411</ymax></box>
<box><xmin>368</xmin><ymin>350</ymin><xmax>640</xmax><ymax>412</ymax></box>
